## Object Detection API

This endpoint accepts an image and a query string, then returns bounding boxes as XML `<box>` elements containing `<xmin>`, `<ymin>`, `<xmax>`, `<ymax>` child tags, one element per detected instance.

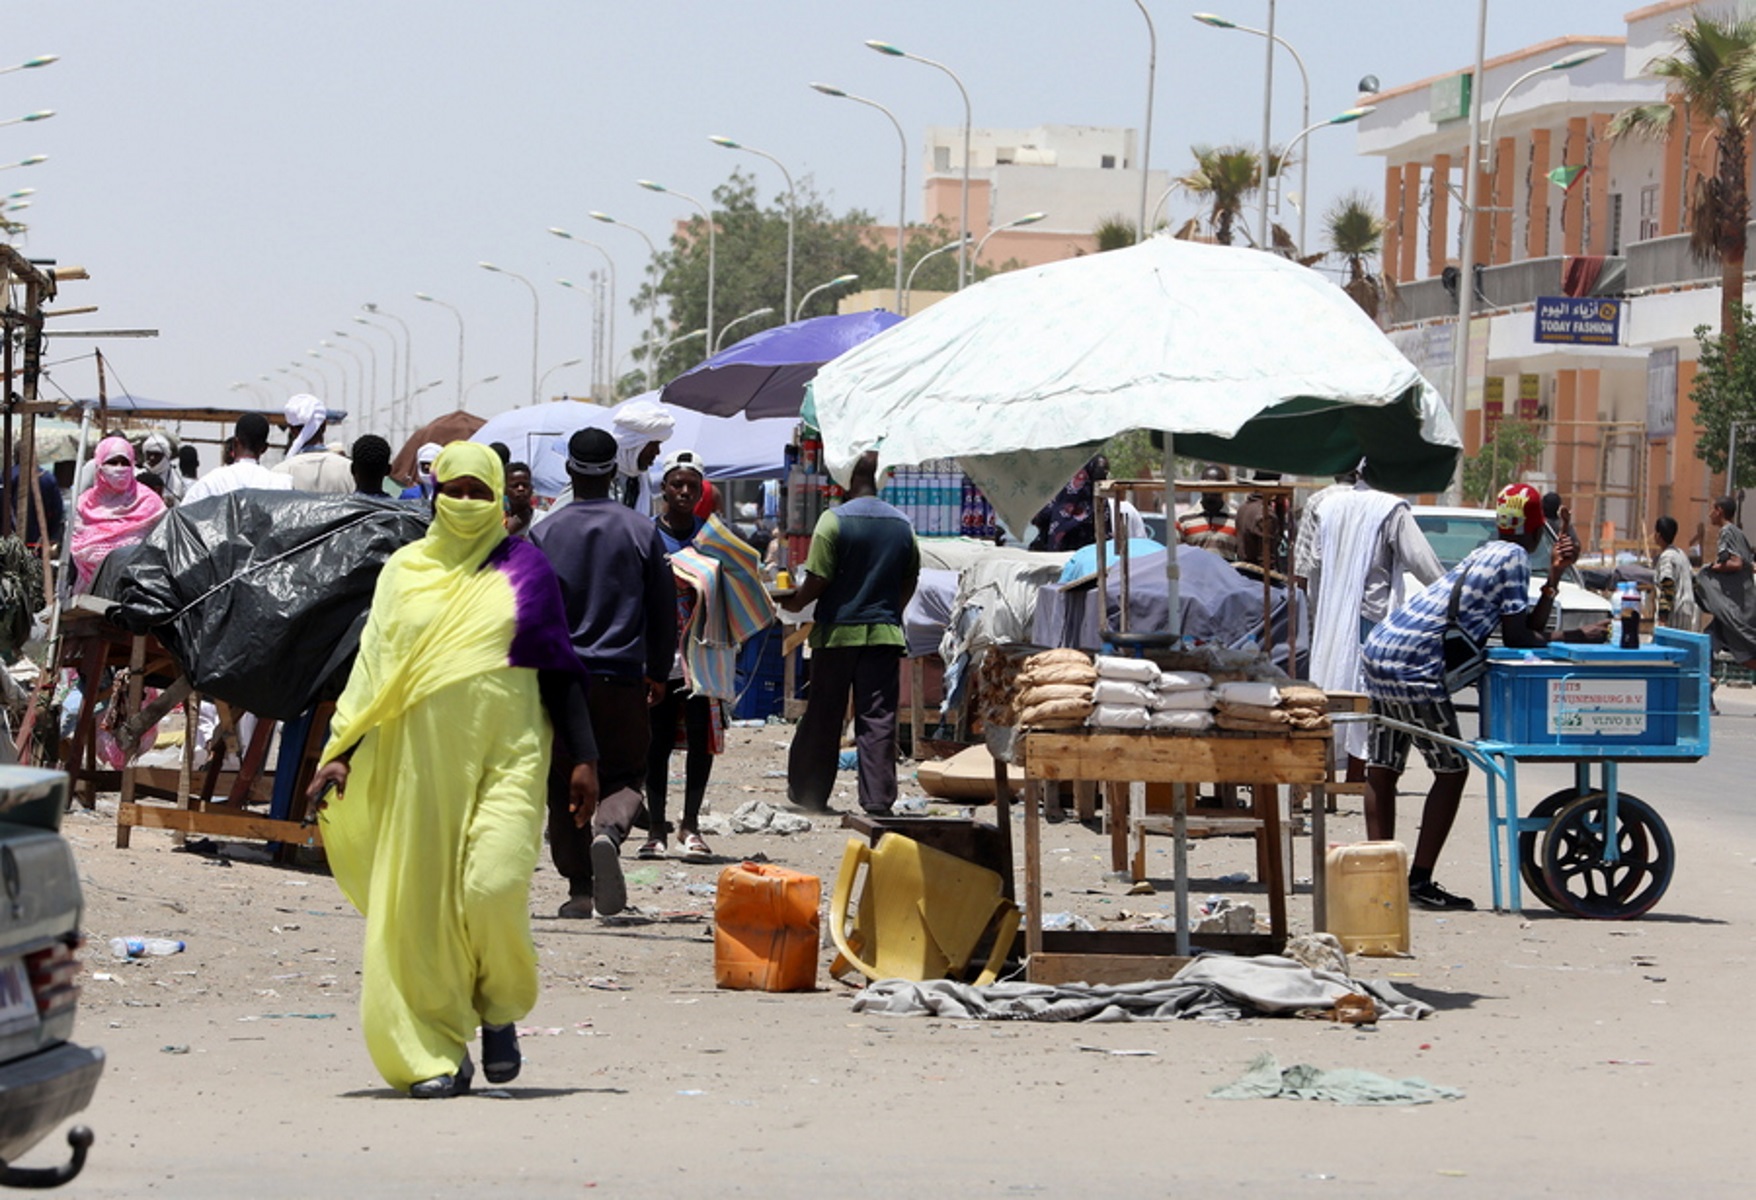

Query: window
<box><xmin>996</xmin><ymin>146</ymin><xmax>1016</xmax><ymax>165</ymax></box>
<box><xmin>1101</xmin><ymin>154</ymin><xmax>1116</xmax><ymax>169</ymax></box>
<box><xmin>934</xmin><ymin>145</ymin><xmax>951</xmax><ymax>173</ymax></box>
<box><xmin>1608</xmin><ymin>193</ymin><xmax>1623</xmax><ymax>254</ymax></box>
<box><xmin>1639</xmin><ymin>185</ymin><xmax>1659</xmax><ymax>241</ymax></box>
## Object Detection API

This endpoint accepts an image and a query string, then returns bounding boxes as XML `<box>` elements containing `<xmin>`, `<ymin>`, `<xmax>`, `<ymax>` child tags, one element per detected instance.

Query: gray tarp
<box><xmin>850</xmin><ymin>955</ymin><xmax>1432</xmax><ymax>1023</ymax></box>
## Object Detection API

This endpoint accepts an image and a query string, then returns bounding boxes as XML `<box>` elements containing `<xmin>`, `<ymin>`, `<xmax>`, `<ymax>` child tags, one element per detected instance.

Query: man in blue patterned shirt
<box><xmin>1360</xmin><ymin>483</ymin><xmax>1585</xmax><ymax>911</ymax></box>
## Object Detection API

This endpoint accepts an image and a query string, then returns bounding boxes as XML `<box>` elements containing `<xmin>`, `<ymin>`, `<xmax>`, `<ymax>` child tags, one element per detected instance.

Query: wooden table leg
<box><xmin>1022</xmin><ymin>777</ymin><xmax>1043</xmax><ymax>968</ymax></box>
<box><xmin>226</xmin><ymin>717</ymin><xmax>276</xmax><ymax>806</ymax></box>
<box><xmin>1106</xmin><ymin>781</ymin><xmax>1127</xmax><ymax>873</ymax></box>
<box><xmin>991</xmin><ymin>754</ymin><xmax>1015</xmax><ymax>904</ymax></box>
<box><xmin>1260</xmin><ymin>781</ymin><xmax>1287</xmax><ymax>943</ymax></box>
<box><xmin>1073</xmin><ymin>779</ymin><xmax>1096</xmax><ymax>823</ymax></box>
<box><xmin>1311</xmin><ymin>782</ymin><xmax>1328</xmax><ymax>932</ymax></box>
<box><xmin>908</xmin><ymin>657</ymin><xmax>925</xmax><ymax>760</ymax></box>
<box><xmin>114</xmin><ymin>635</ymin><xmax>147</xmax><ymax>848</ymax></box>
<box><xmin>1130</xmin><ymin>782</ymin><xmax>1147</xmax><ymax>882</ymax></box>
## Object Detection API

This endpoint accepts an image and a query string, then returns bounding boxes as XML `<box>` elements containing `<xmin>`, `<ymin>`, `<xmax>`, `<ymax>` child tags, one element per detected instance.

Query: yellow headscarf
<box><xmin>322</xmin><ymin>441</ymin><xmax>521</xmax><ymax>761</ymax></box>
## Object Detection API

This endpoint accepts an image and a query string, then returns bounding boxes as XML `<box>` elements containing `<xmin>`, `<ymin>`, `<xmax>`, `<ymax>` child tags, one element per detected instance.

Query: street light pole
<box><xmin>556</xmin><ymin>277</ymin><xmax>605</xmax><ymax>401</ymax></box>
<box><xmin>547</xmin><ymin>228</ymin><xmax>618</xmax><ymax>399</ymax></box>
<box><xmin>479</xmin><ymin>261</ymin><xmax>541</xmax><ymax>406</ymax></box>
<box><xmin>588</xmin><ymin>211</ymin><xmax>661</xmax><ymax>391</ymax></box>
<box><xmin>307</xmin><ymin>350</ymin><xmax>346</xmax><ymax>412</ymax></box>
<box><xmin>1280</xmin><ymin>107</ymin><xmax>1376</xmax><ymax>190</ymax></box>
<box><xmin>1131</xmin><ymin>2</ymin><xmax>1156</xmax><ymax>242</ymax></box>
<box><xmin>903</xmin><ymin>236</ymin><xmax>970</xmax><ymax>316</ymax></box>
<box><xmin>414</xmin><ymin>291</ymin><xmax>466</xmax><ymax>414</ymax></box>
<box><xmin>811</xmin><ymin>82</ymin><xmax>907</xmax><ymax>310</ymax></box>
<box><xmin>973</xmin><ymin>212</ymin><xmax>1047</xmax><ymax>269</ymax></box>
<box><xmin>708</xmin><ymin>136</ymin><xmax>797</xmax><ymax>318</ymax></box>
<box><xmin>464</xmin><ymin>374</ymin><xmax>500</xmax><ymax>409</ymax></box>
<box><xmin>321</xmin><ymin>338</ymin><xmax>365</xmax><ymax>425</ymax></box>
<box><xmin>538</xmin><ymin>357</ymin><xmax>585</xmax><ymax>398</ymax></box>
<box><xmin>1195</xmin><ymin>10</ymin><xmax>1309</xmax><ymax>252</ymax></box>
<box><xmin>637</xmin><ymin>180</ymin><xmax>715</xmax><ymax>353</ymax></box>
<box><xmin>334</xmin><ymin>330</ymin><xmax>376</xmax><ymax>434</ymax></box>
<box><xmin>352</xmin><ymin>317</ymin><xmax>398</xmax><ymax>437</ymax></box>
<box><xmin>1449</xmin><ymin>0</ymin><xmax>1490</xmax><ymax>505</ymax></box>
<box><xmin>794</xmin><ymin>273</ymin><xmax>858</xmax><ymax>322</ymax></box>
<box><xmin>714</xmin><ymin>306</ymin><xmax>775</xmax><ymax>354</ymax></box>
<box><xmin>867</xmin><ymin>40</ymin><xmax>972</xmax><ymax>288</ymax></box>
<box><xmin>362</xmin><ymin>303</ymin><xmax>413</xmax><ymax>443</ymax></box>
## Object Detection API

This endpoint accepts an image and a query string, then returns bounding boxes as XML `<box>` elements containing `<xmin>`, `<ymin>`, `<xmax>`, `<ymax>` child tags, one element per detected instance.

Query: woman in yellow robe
<box><xmin>309</xmin><ymin>442</ymin><xmax>595</xmax><ymax>1098</ymax></box>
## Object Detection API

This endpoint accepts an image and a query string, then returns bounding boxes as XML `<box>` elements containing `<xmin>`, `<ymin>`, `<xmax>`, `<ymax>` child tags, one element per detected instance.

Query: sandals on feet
<box><xmin>481</xmin><ymin>1023</ymin><xmax>521</xmax><ymax>1085</ymax></box>
<box><xmin>636</xmin><ymin>838</ymin><xmax>667</xmax><ymax>860</ymax></box>
<box><xmin>676</xmin><ymin>831</ymin><xmax>712</xmax><ymax>862</ymax></box>
<box><xmin>409</xmin><ymin>1052</ymin><xmax>474</xmax><ymax>1099</ymax></box>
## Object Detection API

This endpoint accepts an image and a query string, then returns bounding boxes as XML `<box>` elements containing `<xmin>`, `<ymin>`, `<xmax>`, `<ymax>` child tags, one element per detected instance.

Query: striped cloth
<box><xmin>1362</xmin><ymin>540</ymin><xmax>1529</xmax><ymax>702</ymax></box>
<box><xmin>668</xmin><ymin>515</ymin><xmax>775</xmax><ymax>700</ymax></box>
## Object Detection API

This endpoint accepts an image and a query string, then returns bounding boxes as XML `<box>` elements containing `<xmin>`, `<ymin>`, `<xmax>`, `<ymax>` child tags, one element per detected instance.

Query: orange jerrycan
<box><xmin>829</xmin><ymin>832</ymin><xmax>1019</xmax><ymax>986</ymax></box>
<box><xmin>714</xmin><ymin>861</ymin><xmax>821</xmax><ymax>991</ymax></box>
<box><xmin>1324</xmin><ymin>841</ymin><xmax>1411</xmax><ymax>957</ymax></box>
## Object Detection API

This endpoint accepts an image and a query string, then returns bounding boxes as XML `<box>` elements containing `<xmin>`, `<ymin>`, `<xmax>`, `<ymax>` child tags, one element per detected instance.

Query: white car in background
<box><xmin>1410</xmin><ymin>506</ymin><xmax>1616</xmax><ymax>636</ymax></box>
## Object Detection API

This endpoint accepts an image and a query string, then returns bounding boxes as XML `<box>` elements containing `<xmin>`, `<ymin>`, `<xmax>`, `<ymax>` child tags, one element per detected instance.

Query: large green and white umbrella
<box><xmin>807</xmin><ymin>235</ymin><xmax>1459</xmax><ymax>637</ymax></box>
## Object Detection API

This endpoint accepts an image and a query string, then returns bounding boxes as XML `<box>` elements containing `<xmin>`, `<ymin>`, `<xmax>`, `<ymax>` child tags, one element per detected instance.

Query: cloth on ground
<box><xmin>1211</xmin><ymin>1052</ymin><xmax>1462</xmax><ymax>1105</ymax></box>
<box><xmin>851</xmin><ymin>956</ymin><xmax>1432</xmax><ymax>1023</ymax></box>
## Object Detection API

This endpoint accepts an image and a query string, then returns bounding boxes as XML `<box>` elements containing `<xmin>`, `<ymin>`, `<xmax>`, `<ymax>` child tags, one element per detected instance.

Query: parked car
<box><xmin>0</xmin><ymin>766</ymin><xmax>102</xmax><ymax>1188</ymax></box>
<box><xmin>1411</xmin><ymin>506</ymin><xmax>1616</xmax><ymax>635</ymax></box>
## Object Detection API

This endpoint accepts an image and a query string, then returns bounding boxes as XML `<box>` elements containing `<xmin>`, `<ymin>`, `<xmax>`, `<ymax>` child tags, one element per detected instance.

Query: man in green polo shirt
<box><xmin>781</xmin><ymin>450</ymin><xmax>920</xmax><ymax>814</ymax></box>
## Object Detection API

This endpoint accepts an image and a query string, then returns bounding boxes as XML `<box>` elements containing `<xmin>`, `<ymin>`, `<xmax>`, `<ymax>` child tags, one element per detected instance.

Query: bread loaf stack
<box><xmin>1013</xmin><ymin>649</ymin><xmax>1097</xmax><ymax>728</ymax></box>
<box><xmin>1213</xmin><ymin>681</ymin><xmax>1331</xmax><ymax>732</ymax></box>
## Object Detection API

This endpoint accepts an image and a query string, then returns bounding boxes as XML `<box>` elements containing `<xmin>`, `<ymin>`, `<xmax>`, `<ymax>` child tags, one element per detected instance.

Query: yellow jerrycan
<box><xmin>1324</xmin><ymin>841</ymin><xmax>1411</xmax><ymax>957</ymax></box>
<box><xmin>829</xmin><ymin>832</ymin><xmax>1019</xmax><ymax>985</ymax></box>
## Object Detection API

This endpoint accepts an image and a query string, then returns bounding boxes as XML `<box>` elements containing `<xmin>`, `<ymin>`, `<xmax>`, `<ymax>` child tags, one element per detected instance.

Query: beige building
<box><xmin>1359</xmin><ymin>0</ymin><xmax>1746</xmax><ymax>552</ymax></box>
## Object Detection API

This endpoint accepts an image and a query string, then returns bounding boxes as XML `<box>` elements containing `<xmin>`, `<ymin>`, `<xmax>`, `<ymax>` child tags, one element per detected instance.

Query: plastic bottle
<box><xmin>1618</xmin><ymin>581</ymin><xmax>1641</xmax><ymax>649</ymax></box>
<box><xmin>109</xmin><ymin>936</ymin><xmax>185</xmax><ymax>959</ymax></box>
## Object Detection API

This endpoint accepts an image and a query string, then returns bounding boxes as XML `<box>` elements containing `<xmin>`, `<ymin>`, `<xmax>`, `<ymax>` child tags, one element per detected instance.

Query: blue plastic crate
<box><xmin>1483</xmin><ymin>633</ymin><xmax>1707</xmax><ymax>752</ymax></box>
<box><xmin>733</xmin><ymin>626</ymin><xmax>795</xmax><ymax>721</ymax></box>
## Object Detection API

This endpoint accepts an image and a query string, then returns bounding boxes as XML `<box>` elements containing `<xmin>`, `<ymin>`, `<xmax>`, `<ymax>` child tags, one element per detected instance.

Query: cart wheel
<box><xmin>1539</xmin><ymin>792</ymin><xmax>1674</xmax><ymax>919</ymax></box>
<box><xmin>1518</xmin><ymin>788</ymin><xmax>1586</xmax><ymax>909</ymax></box>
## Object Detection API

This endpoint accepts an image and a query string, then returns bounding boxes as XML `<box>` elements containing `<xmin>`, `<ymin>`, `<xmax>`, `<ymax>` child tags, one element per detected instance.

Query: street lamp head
<box><xmin>414</xmin><ymin>292</ymin><xmax>437</xmax><ymax>302</ymax></box>
<box><xmin>22</xmin><ymin>56</ymin><xmax>57</xmax><ymax>69</ymax></box>
<box><xmin>636</xmin><ymin>179</ymin><xmax>666</xmax><ymax>193</ymax></box>
<box><xmin>478</xmin><ymin>261</ymin><xmax>501</xmax><ymax>273</ymax></box>
<box><xmin>20</xmin><ymin>110</ymin><xmax>53</xmax><ymax>122</ymax></box>
<box><xmin>547</xmin><ymin>226</ymin><xmax>575</xmax><ymax>240</ymax></box>
<box><xmin>16</xmin><ymin>155</ymin><xmax>46</xmax><ymax>167</ymax></box>
<box><xmin>1548</xmin><ymin>47</ymin><xmax>1608</xmax><ymax>72</ymax></box>
<box><xmin>1013</xmin><ymin>212</ymin><xmax>1047</xmax><ymax>228</ymax></box>
<box><xmin>831</xmin><ymin>273</ymin><xmax>858</xmax><ymax>285</ymax></box>
<box><xmin>362</xmin><ymin>302</ymin><xmax>379</xmax><ymax>313</ymax></box>
<box><xmin>1191</xmin><ymin>14</ymin><xmax>1237</xmax><ymax>29</ymax></box>
<box><xmin>1329</xmin><ymin>106</ymin><xmax>1376</xmax><ymax>126</ymax></box>
<box><xmin>865</xmin><ymin>40</ymin><xmax>906</xmax><ymax>57</ymax></box>
<box><xmin>587</xmin><ymin>210</ymin><xmax>616</xmax><ymax>224</ymax></box>
<box><xmin>809</xmin><ymin>82</ymin><xmax>848</xmax><ymax>98</ymax></box>
<box><xmin>6</xmin><ymin>188</ymin><xmax>34</xmax><ymax>200</ymax></box>
<box><xmin>707</xmin><ymin>135</ymin><xmax>741</xmax><ymax>150</ymax></box>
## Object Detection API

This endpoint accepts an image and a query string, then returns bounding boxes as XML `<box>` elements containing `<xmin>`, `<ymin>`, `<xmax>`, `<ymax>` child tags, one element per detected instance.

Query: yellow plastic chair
<box><xmin>830</xmin><ymin>832</ymin><xmax>1020</xmax><ymax>986</ymax></box>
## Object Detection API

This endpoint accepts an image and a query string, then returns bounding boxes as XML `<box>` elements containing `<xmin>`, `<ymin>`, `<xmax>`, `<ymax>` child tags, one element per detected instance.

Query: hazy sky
<box><xmin>9</xmin><ymin>0</ymin><xmax>1629</xmax><ymax>442</ymax></box>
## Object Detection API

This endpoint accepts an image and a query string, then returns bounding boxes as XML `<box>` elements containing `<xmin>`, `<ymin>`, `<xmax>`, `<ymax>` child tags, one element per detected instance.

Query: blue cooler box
<box><xmin>1483</xmin><ymin>641</ymin><xmax>1693</xmax><ymax>750</ymax></box>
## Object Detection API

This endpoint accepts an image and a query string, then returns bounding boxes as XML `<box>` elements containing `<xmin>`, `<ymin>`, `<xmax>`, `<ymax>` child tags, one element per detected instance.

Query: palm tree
<box><xmin>1325</xmin><ymin>191</ymin><xmax>1388</xmax><ymax>322</ymax></box>
<box><xmin>1610</xmin><ymin>12</ymin><xmax>1756</xmax><ymax>344</ymax></box>
<box><xmin>1174</xmin><ymin>144</ymin><xmax>1285</xmax><ymax>246</ymax></box>
<box><xmin>1092</xmin><ymin>215</ymin><xmax>1138</xmax><ymax>252</ymax></box>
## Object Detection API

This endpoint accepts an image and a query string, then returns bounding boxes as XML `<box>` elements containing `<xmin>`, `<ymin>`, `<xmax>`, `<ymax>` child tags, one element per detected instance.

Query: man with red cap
<box><xmin>1359</xmin><ymin>483</ymin><xmax>1597</xmax><ymax>911</ymax></box>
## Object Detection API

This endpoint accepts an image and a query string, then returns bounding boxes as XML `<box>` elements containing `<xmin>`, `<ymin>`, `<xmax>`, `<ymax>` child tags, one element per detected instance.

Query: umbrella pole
<box><xmin>1163</xmin><ymin>432</ymin><xmax>1180</xmax><ymax>640</ymax></box>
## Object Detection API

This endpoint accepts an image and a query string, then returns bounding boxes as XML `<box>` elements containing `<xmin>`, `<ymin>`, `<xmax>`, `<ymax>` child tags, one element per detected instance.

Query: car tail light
<box><xmin>25</xmin><ymin>935</ymin><xmax>82</xmax><ymax>1020</ymax></box>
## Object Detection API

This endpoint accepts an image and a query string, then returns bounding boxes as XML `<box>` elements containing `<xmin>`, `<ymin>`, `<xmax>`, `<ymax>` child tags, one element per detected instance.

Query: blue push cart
<box><xmin>1367</xmin><ymin>628</ymin><xmax>1711</xmax><ymax>918</ymax></box>
<box><xmin>1471</xmin><ymin>627</ymin><xmax>1710</xmax><ymax>917</ymax></box>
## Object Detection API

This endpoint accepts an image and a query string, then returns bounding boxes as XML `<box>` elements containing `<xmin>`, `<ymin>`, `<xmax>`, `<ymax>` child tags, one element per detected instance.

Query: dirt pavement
<box><xmin>22</xmin><ymin>700</ymin><xmax>1756</xmax><ymax>1197</ymax></box>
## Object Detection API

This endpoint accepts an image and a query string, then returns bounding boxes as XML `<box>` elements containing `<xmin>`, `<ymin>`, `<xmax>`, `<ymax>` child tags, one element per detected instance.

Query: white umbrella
<box><xmin>808</xmin><ymin>235</ymin><xmax>1460</xmax><ymax>638</ymax></box>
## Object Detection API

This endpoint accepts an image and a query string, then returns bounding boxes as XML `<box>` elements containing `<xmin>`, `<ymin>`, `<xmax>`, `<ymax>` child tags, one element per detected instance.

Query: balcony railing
<box><xmin>1384</xmin><ymin>221</ymin><xmax>1756</xmax><ymax>328</ymax></box>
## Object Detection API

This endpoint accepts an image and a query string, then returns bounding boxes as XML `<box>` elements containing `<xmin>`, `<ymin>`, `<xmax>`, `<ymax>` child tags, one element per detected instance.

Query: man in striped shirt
<box><xmin>1360</xmin><ymin>483</ymin><xmax>1580</xmax><ymax>911</ymax></box>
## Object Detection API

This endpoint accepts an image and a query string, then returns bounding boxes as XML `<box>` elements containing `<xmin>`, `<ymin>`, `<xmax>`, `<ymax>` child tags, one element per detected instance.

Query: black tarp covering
<box><xmin>100</xmin><ymin>490</ymin><xmax>430</xmax><ymax>719</ymax></box>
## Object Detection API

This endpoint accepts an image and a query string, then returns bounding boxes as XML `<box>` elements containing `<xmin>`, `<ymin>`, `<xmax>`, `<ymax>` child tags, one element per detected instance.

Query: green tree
<box><xmin>1174</xmin><ymin>143</ymin><xmax>1285</xmax><ymax>246</ymax></box>
<box><xmin>1610</xmin><ymin>12</ymin><xmax>1756</xmax><ymax>345</ymax></box>
<box><xmin>1092</xmin><ymin>215</ymin><xmax>1138</xmax><ymax>252</ymax></box>
<box><xmin>1690</xmin><ymin>303</ymin><xmax>1756</xmax><ymax>487</ymax></box>
<box><xmin>1325</xmin><ymin>191</ymin><xmax>1388</xmax><ymax>322</ymax></box>
<box><xmin>1461</xmin><ymin>418</ymin><xmax>1547</xmax><ymax>506</ymax></box>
